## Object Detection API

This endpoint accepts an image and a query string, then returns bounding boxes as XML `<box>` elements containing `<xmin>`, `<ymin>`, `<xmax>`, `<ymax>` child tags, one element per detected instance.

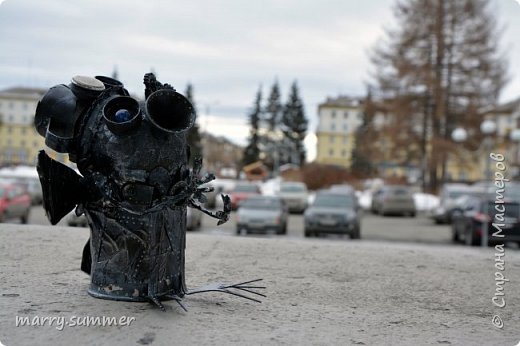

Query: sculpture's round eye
<box><xmin>103</xmin><ymin>96</ymin><xmax>141</xmax><ymax>134</ymax></box>
<box><xmin>115</xmin><ymin>109</ymin><xmax>132</xmax><ymax>123</ymax></box>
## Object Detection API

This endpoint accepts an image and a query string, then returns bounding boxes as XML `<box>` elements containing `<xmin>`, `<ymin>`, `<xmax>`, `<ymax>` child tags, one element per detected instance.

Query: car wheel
<box><xmin>236</xmin><ymin>227</ymin><xmax>241</xmax><ymax>235</ymax></box>
<box><xmin>304</xmin><ymin>230</ymin><xmax>312</xmax><ymax>237</ymax></box>
<box><xmin>277</xmin><ymin>223</ymin><xmax>287</xmax><ymax>235</ymax></box>
<box><xmin>350</xmin><ymin>227</ymin><xmax>361</xmax><ymax>239</ymax></box>
<box><xmin>451</xmin><ymin>228</ymin><xmax>460</xmax><ymax>243</ymax></box>
<box><xmin>464</xmin><ymin>228</ymin><xmax>479</xmax><ymax>246</ymax></box>
<box><xmin>20</xmin><ymin>211</ymin><xmax>29</xmax><ymax>224</ymax></box>
<box><xmin>410</xmin><ymin>212</ymin><xmax>416</xmax><ymax>217</ymax></box>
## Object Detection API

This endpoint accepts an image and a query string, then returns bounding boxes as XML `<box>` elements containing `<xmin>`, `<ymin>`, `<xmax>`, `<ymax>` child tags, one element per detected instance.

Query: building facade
<box><xmin>0</xmin><ymin>87</ymin><xmax>47</xmax><ymax>167</ymax></box>
<box><xmin>315</xmin><ymin>96</ymin><xmax>364</xmax><ymax>168</ymax></box>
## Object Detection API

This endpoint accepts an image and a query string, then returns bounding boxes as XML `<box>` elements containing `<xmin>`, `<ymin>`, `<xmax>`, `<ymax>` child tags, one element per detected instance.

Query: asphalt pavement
<box><xmin>1</xmin><ymin>223</ymin><xmax>519</xmax><ymax>345</ymax></box>
<box><xmin>26</xmin><ymin>205</ymin><xmax>454</xmax><ymax>245</ymax></box>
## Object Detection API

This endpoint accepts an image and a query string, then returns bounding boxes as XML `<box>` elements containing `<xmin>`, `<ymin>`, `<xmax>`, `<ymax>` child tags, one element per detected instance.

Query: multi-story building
<box><xmin>315</xmin><ymin>96</ymin><xmax>364</xmax><ymax>168</ymax></box>
<box><xmin>201</xmin><ymin>132</ymin><xmax>243</xmax><ymax>178</ymax></box>
<box><xmin>0</xmin><ymin>87</ymin><xmax>47</xmax><ymax>166</ymax></box>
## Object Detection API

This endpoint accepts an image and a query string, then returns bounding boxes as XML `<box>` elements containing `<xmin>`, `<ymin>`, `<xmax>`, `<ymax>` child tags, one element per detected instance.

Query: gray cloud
<box><xmin>0</xmin><ymin>0</ymin><xmax>518</xmax><ymax>151</ymax></box>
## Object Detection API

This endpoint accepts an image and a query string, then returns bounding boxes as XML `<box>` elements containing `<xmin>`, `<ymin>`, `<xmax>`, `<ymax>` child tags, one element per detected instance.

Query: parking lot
<box><xmin>23</xmin><ymin>205</ymin><xmax>454</xmax><ymax>245</ymax></box>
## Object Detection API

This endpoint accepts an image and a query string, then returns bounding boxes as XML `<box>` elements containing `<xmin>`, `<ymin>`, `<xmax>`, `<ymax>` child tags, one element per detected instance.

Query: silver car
<box><xmin>371</xmin><ymin>185</ymin><xmax>416</xmax><ymax>217</ymax></box>
<box><xmin>236</xmin><ymin>196</ymin><xmax>288</xmax><ymax>235</ymax></box>
<box><xmin>304</xmin><ymin>191</ymin><xmax>361</xmax><ymax>238</ymax></box>
<box><xmin>277</xmin><ymin>182</ymin><xmax>308</xmax><ymax>213</ymax></box>
<box><xmin>430</xmin><ymin>183</ymin><xmax>475</xmax><ymax>224</ymax></box>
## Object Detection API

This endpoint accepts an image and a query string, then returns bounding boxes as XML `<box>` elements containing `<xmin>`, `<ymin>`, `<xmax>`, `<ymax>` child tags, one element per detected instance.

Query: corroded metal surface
<box><xmin>33</xmin><ymin>73</ymin><xmax>258</xmax><ymax>310</ymax></box>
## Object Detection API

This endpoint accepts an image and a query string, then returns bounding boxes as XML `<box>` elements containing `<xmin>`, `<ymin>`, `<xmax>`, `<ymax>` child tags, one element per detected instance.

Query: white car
<box><xmin>277</xmin><ymin>182</ymin><xmax>308</xmax><ymax>213</ymax></box>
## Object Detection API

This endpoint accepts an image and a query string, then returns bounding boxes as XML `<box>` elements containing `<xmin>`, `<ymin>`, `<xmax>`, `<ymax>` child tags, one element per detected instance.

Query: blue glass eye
<box><xmin>114</xmin><ymin>109</ymin><xmax>132</xmax><ymax>122</ymax></box>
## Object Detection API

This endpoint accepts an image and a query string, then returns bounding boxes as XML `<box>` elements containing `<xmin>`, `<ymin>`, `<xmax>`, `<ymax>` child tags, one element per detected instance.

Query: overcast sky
<box><xmin>1</xmin><ymin>0</ymin><xmax>519</xmax><ymax>161</ymax></box>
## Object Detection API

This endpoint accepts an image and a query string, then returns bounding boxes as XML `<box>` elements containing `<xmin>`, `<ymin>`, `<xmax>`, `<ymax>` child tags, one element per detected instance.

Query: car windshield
<box><xmin>448</xmin><ymin>191</ymin><xmax>470</xmax><ymax>199</ymax></box>
<box><xmin>390</xmin><ymin>188</ymin><xmax>410</xmax><ymax>195</ymax></box>
<box><xmin>233</xmin><ymin>184</ymin><xmax>258</xmax><ymax>193</ymax></box>
<box><xmin>313</xmin><ymin>194</ymin><xmax>354</xmax><ymax>208</ymax></box>
<box><xmin>280</xmin><ymin>184</ymin><xmax>306</xmax><ymax>193</ymax></box>
<box><xmin>241</xmin><ymin>198</ymin><xmax>280</xmax><ymax>210</ymax></box>
<box><xmin>485</xmin><ymin>202</ymin><xmax>520</xmax><ymax>218</ymax></box>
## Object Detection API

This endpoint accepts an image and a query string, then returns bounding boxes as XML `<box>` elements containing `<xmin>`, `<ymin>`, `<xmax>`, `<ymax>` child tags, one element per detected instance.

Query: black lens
<box><xmin>145</xmin><ymin>89</ymin><xmax>194</xmax><ymax>133</ymax></box>
<box><xmin>103</xmin><ymin>96</ymin><xmax>141</xmax><ymax>135</ymax></box>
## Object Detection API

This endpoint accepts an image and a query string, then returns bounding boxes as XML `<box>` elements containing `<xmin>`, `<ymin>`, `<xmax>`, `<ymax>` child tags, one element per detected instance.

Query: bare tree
<box><xmin>368</xmin><ymin>0</ymin><xmax>508</xmax><ymax>191</ymax></box>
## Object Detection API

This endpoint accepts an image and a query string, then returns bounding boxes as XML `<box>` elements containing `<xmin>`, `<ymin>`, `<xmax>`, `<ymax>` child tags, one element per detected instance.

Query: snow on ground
<box><xmin>356</xmin><ymin>189</ymin><xmax>439</xmax><ymax>212</ymax></box>
<box><xmin>0</xmin><ymin>165</ymin><xmax>38</xmax><ymax>178</ymax></box>
<box><xmin>357</xmin><ymin>190</ymin><xmax>372</xmax><ymax>210</ymax></box>
<box><xmin>260</xmin><ymin>177</ymin><xmax>282</xmax><ymax>196</ymax></box>
<box><xmin>414</xmin><ymin>193</ymin><xmax>439</xmax><ymax>212</ymax></box>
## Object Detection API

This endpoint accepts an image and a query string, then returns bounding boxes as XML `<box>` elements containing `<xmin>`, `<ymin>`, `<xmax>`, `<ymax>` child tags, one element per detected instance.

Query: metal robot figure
<box><xmin>34</xmin><ymin>73</ymin><xmax>264</xmax><ymax>311</ymax></box>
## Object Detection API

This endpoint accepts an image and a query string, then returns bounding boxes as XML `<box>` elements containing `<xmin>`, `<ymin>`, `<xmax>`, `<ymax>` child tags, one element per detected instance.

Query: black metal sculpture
<box><xmin>34</xmin><ymin>73</ymin><xmax>264</xmax><ymax>310</ymax></box>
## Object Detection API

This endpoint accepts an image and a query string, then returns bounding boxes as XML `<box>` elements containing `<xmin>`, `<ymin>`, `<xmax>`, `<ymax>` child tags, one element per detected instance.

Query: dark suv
<box><xmin>452</xmin><ymin>196</ymin><xmax>520</xmax><ymax>246</ymax></box>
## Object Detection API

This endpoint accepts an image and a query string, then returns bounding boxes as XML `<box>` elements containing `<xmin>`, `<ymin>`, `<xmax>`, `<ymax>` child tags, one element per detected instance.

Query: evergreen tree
<box><xmin>265</xmin><ymin>80</ymin><xmax>282</xmax><ymax>132</ymax></box>
<box><xmin>370</xmin><ymin>0</ymin><xmax>507</xmax><ymax>190</ymax></box>
<box><xmin>242</xmin><ymin>87</ymin><xmax>263</xmax><ymax>166</ymax></box>
<box><xmin>350</xmin><ymin>89</ymin><xmax>375</xmax><ymax>176</ymax></box>
<box><xmin>184</xmin><ymin>83</ymin><xmax>203</xmax><ymax>165</ymax></box>
<box><xmin>281</xmin><ymin>81</ymin><xmax>308</xmax><ymax>166</ymax></box>
<box><xmin>111</xmin><ymin>65</ymin><xmax>119</xmax><ymax>80</ymax></box>
<box><xmin>263</xmin><ymin>80</ymin><xmax>283</xmax><ymax>170</ymax></box>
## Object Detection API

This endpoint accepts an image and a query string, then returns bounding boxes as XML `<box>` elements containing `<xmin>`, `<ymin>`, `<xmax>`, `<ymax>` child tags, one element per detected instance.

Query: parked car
<box><xmin>277</xmin><ymin>182</ymin><xmax>308</xmax><ymax>213</ymax></box>
<box><xmin>304</xmin><ymin>191</ymin><xmax>361</xmax><ymax>238</ymax></box>
<box><xmin>329</xmin><ymin>184</ymin><xmax>355</xmax><ymax>194</ymax></box>
<box><xmin>371</xmin><ymin>185</ymin><xmax>416</xmax><ymax>216</ymax></box>
<box><xmin>430</xmin><ymin>183</ymin><xmax>475</xmax><ymax>224</ymax></box>
<box><xmin>0</xmin><ymin>166</ymin><xmax>43</xmax><ymax>205</ymax></box>
<box><xmin>0</xmin><ymin>182</ymin><xmax>31</xmax><ymax>223</ymax></box>
<box><xmin>201</xmin><ymin>178</ymin><xmax>236</xmax><ymax>209</ymax></box>
<box><xmin>229</xmin><ymin>182</ymin><xmax>261</xmax><ymax>210</ymax></box>
<box><xmin>236</xmin><ymin>195</ymin><xmax>288</xmax><ymax>235</ymax></box>
<box><xmin>186</xmin><ymin>206</ymin><xmax>203</xmax><ymax>230</ymax></box>
<box><xmin>452</xmin><ymin>196</ymin><xmax>520</xmax><ymax>246</ymax></box>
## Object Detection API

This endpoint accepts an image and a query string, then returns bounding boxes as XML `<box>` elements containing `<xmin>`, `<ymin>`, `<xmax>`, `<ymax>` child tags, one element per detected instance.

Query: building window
<box><xmin>357</xmin><ymin>112</ymin><xmax>364</xmax><ymax>120</ymax></box>
<box><xmin>343</xmin><ymin>124</ymin><xmax>348</xmax><ymax>131</ymax></box>
<box><xmin>329</xmin><ymin>149</ymin><xmax>334</xmax><ymax>156</ymax></box>
<box><xmin>21</xmin><ymin>140</ymin><xmax>26</xmax><ymax>146</ymax></box>
<box><xmin>7</xmin><ymin>126</ymin><xmax>12</xmax><ymax>133</ymax></box>
<box><xmin>343</xmin><ymin>137</ymin><xmax>348</xmax><ymax>144</ymax></box>
<box><xmin>8</xmin><ymin>115</ymin><xmax>13</xmax><ymax>122</ymax></box>
<box><xmin>342</xmin><ymin>149</ymin><xmax>347</xmax><ymax>157</ymax></box>
<box><xmin>331</xmin><ymin>124</ymin><xmax>336</xmax><ymax>131</ymax></box>
<box><xmin>23</xmin><ymin>103</ymin><xmax>28</xmax><ymax>110</ymax></box>
<box><xmin>331</xmin><ymin>111</ymin><xmax>336</xmax><ymax>118</ymax></box>
<box><xmin>329</xmin><ymin>136</ymin><xmax>335</xmax><ymax>144</ymax></box>
<box><xmin>8</xmin><ymin>102</ymin><xmax>13</xmax><ymax>109</ymax></box>
<box><xmin>344</xmin><ymin>111</ymin><xmax>348</xmax><ymax>119</ymax></box>
<box><xmin>21</xmin><ymin>127</ymin><xmax>26</xmax><ymax>135</ymax></box>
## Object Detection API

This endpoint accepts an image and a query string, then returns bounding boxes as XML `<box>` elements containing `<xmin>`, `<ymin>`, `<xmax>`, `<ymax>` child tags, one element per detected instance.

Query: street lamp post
<box><xmin>451</xmin><ymin>119</ymin><xmax>496</xmax><ymax>247</ymax></box>
<box><xmin>510</xmin><ymin>129</ymin><xmax>520</xmax><ymax>178</ymax></box>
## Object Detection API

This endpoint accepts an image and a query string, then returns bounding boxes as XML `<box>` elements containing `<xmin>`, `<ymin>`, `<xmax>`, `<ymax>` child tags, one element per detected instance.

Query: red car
<box><xmin>0</xmin><ymin>183</ymin><xmax>31</xmax><ymax>223</ymax></box>
<box><xmin>229</xmin><ymin>182</ymin><xmax>261</xmax><ymax>210</ymax></box>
